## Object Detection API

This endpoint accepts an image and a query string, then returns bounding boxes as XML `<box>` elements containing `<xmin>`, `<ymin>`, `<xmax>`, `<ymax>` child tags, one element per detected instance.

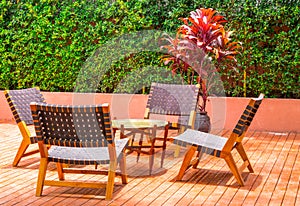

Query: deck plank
<box><xmin>0</xmin><ymin>123</ymin><xmax>299</xmax><ymax>205</ymax></box>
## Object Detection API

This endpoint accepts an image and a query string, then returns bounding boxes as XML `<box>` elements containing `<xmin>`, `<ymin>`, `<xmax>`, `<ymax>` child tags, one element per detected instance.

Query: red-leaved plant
<box><xmin>161</xmin><ymin>8</ymin><xmax>241</xmax><ymax>112</ymax></box>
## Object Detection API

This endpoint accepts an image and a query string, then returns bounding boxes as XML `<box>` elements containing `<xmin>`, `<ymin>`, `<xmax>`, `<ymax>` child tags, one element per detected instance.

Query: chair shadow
<box><xmin>1</xmin><ymin>157</ymin><xmax>40</xmax><ymax>169</ymax></box>
<box><xmin>41</xmin><ymin>182</ymin><xmax>126</xmax><ymax>200</ymax></box>
<box><xmin>127</xmin><ymin>166</ymin><xmax>168</xmax><ymax>178</ymax></box>
<box><xmin>171</xmin><ymin>168</ymin><xmax>263</xmax><ymax>191</ymax></box>
<box><xmin>123</xmin><ymin>154</ymin><xmax>169</xmax><ymax>178</ymax></box>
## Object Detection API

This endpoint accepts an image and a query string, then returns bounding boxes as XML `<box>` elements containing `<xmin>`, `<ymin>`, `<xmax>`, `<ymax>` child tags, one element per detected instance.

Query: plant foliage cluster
<box><xmin>161</xmin><ymin>8</ymin><xmax>243</xmax><ymax>111</ymax></box>
<box><xmin>0</xmin><ymin>0</ymin><xmax>299</xmax><ymax>98</ymax></box>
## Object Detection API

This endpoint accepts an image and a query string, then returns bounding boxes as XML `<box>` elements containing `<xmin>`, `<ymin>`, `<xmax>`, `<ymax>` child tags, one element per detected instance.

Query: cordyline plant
<box><xmin>161</xmin><ymin>8</ymin><xmax>241</xmax><ymax>112</ymax></box>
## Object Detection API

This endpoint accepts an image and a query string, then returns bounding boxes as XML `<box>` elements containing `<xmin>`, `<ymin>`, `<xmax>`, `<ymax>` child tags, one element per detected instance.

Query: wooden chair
<box><xmin>4</xmin><ymin>87</ymin><xmax>46</xmax><ymax>166</ymax></box>
<box><xmin>30</xmin><ymin>102</ymin><xmax>128</xmax><ymax>200</ymax></box>
<box><xmin>142</xmin><ymin>82</ymin><xmax>200</xmax><ymax>169</ymax></box>
<box><xmin>172</xmin><ymin>94</ymin><xmax>264</xmax><ymax>186</ymax></box>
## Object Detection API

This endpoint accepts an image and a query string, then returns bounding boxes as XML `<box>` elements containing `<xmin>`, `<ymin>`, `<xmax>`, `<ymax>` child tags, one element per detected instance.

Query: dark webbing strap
<box><xmin>147</xmin><ymin>83</ymin><xmax>200</xmax><ymax>116</ymax></box>
<box><xmin>233</xmin><ymin>98</ymin><xmax>263</xmax><ymax>136</ymax></box>
<box><xmin>5</xmin><ymin>88</ymin><xmax>45</xmax><ymax>125</ymax></box>
<box><xmin>32</xmin><ymin>103</ymin><xmax>113</xmax><ymax>147</ymax></box>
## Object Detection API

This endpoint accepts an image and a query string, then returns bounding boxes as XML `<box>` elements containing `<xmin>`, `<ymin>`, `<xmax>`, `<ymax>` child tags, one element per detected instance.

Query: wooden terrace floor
<box><xmin>0</xmin><ymin>123</ymin><xmax>299</xmax><ymax>205</ymax></box>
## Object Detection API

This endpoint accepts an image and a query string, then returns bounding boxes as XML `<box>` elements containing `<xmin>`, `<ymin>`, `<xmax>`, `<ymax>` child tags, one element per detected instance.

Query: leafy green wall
<box><xmin>0</xmin><ymin>0</ymin><xmax>299</xmax><ymax>98</ymax></box>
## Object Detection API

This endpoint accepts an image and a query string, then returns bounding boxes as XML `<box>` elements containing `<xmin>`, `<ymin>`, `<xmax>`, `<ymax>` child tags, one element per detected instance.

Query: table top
<box><xmin>112</xmin><ymin>119</ymin><xmax>168</xmax><ymax>129</ymax></box>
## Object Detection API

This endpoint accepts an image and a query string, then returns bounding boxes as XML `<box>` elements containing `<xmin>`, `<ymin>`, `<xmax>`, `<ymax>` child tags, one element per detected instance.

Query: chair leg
<box><xmin>105</xmin><ymin>162</ymin><xmax>116</xmax><ymax>200</ymax></box>
<box><xmin>224</xmin><ymin>153</ymin><xmax>245</xmax><ymax>186</ymax></box>
<box><xmin>235</xmin><ymin>143</ymin><xmax>254</xmax><ymax>173</ymax></box>
<box><xmin>36</xmin><ymin>158</ymin><xmax>48</xmax><ymax>196</ymax></box>
<box><xmin>13</xmin><ymin>140</ymin><xmax>29</xmax><ymax>166</ymax></box>
<box><xmin>174</xmin><ymin>126</ymin><xmax>186</xmax><ymax>157</ymax></box>
<box><xmin>149</xmin><ymin>149</ymin><xmax>154</xmax><ymax>175</ymax></box>
<box><xmin>149</xmin><ymin>126</ymin><xmax>157</xmax><ymax>175</ymax></box>
<box><xmin>56</xmin><ymin>163</ymin><xmax>65</xmax><ymax>180</ymax></box>
<box><xmin>119</xmin><ymin>153</ymin><xmax>128</xmax><ymax>184</ymax></box>
<box><xmin>160</xmin><ymin>125</ymin><xmax>168</xmax><ymax>168</ymax></box>
<box><xmin>174</xmin><ymin>145</ymin><xmax>181</xmax><ymax>157</ymax></box>
<box><xmin>192</xmin><ymin>151</ymin><xmax>203</xmax><ymax>169</ymax></box>
<box><xmin>177</xmin><ymin>145</ymin><xmax>197</xmax><ymax>180</ymax></box>
<box><xmin>160</xmin><ymin>149</ymin><xmax>165</xmax><ymax>168</ymax></box>
<box><xmin>136</xmin><ymin>133</ymin><xmax>142</xmax><ymax>163</ymax></box>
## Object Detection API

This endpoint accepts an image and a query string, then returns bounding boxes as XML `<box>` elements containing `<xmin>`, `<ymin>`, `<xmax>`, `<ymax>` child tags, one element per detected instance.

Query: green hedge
<box><xmin>223</xmin><ymin>0</ymin><xmax>300</xmax><ymax>98</ymax></box>
<box><xmin>0</xmin><ymin>0</ymin><xmax>299</xmax><ymax>98</ymax></box>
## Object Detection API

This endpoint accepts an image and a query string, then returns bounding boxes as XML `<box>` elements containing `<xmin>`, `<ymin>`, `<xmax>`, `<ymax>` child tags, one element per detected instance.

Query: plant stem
<box><xmin>243</xmin><ymin>69</ymin><xmax>246</xmax><ymax>97</ymax></box>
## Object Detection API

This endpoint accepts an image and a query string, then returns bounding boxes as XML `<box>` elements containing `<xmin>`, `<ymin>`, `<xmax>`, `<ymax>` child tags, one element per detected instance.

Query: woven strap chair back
<box><xmin>147</xmin><ymin>83</ymin><xmax>200</xmax><ymax>116</ymax></box>
<box><xmin>5</xmin><ymin>88</ymin><xmax>45</xmax><ymax>125</ymax></box>
<box><xmin>31</xmin><ymin>103</ymin><xmax>113</xmax><ymax>147</ymax></box>
<box><xmin>233</xmin><ymin>94</ymin><xmax>264</xmax><ymax>137</ymax></box>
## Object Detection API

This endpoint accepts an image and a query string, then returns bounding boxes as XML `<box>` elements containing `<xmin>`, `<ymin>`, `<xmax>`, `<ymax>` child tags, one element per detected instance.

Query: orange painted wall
<box><xmin>1</xmin><ymin>91</ymin><xmax>299</xmax><ymax>132</ymax></box>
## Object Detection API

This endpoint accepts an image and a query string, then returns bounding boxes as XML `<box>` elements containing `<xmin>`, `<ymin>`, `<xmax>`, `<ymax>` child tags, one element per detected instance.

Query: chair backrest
<box><xmin>223</xmin><ymin>94</ymin><xmax>264</xmax><ymax>152</ymax></box>
<box><xmin>5</xmin><ymin>87</ymin><xmax>45</xmax><ymax>125</ymax></box>
<box><xmin>144</xmin><ymin>83</ymin><xmax>200</xmax><ymax>128</ymax></box>
<box><xmin>30</xmin><ymin>103</ymin><xmax>114</xmax><ymax>147</ymax></box>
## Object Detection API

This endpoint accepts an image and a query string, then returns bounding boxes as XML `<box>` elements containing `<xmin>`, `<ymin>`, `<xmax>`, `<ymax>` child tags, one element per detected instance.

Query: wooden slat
<box><xmin>44</xmin><ymin>180</ymin><xmax>107</xmax><ymax>189</ymax></box>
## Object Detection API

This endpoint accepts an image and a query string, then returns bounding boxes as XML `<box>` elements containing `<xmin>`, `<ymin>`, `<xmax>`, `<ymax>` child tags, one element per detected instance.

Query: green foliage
<box><xmin>0</xmin><ymin>0</ymin><xmax>299</xmax><ymax>98</ymax></box>
<box><xmin>218</xmin><ymin>0</ymin><xmax>300</xmax><ymax>98</ymax></box>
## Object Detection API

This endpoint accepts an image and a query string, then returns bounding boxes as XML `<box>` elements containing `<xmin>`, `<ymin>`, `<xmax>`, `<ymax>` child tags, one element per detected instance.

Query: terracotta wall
<box><xmin>206</xmin><ymin>97</ymin><xmax>300</xmax><ymax>133</ymax></box>
<box><xmin>0</xmin><ymin>91</ymin><xmax>148</xmax><ymax>122</ymax></box>
<box><xmin>0</xmin><ymin>91</ymin><xmax>299</xmax><ymax>132</ymax></box>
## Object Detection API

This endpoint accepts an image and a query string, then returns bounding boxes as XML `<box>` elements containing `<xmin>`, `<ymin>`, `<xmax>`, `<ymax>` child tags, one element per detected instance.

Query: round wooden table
<box><xmin>112</xmin><ymin>119</ymin><xmax>168</xmax><ymax>130</ymax></box>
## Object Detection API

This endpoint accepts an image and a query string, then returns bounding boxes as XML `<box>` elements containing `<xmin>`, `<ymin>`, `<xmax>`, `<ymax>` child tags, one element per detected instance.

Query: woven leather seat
<box><xmin>30</xmin><ymin>103</ymin><xmax>128</xmax><ymax>200</ymax></box>
<box><xmin>4</xmin><ymin>87</ymin><xmax>46</xmax><ymax>166</ymax></box>
<box><xmin>172</xmin><ymin>94</ymin><xmax>264</xmax><ymax>186</ymax></box>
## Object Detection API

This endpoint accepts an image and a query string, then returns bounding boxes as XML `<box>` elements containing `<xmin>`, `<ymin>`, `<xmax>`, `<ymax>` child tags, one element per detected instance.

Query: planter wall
<box><xmin>0</xmin><ymin>91</ymin><xmax>299</xmax><ymax>132</ymax></box>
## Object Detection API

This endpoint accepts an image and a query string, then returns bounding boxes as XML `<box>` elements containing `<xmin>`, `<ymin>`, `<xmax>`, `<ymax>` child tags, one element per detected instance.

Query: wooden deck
<box><xmin>0</xmin><ymin>123</ymin><xmax>299</xmax><ymax>205</ymax></box>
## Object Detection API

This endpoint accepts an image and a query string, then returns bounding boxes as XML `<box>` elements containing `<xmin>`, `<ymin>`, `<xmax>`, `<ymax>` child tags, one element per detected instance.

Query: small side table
<box><xmin>112</xmin><ymin>119</ymin><xmax>169</xmax><ymax>175</ymax></box>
